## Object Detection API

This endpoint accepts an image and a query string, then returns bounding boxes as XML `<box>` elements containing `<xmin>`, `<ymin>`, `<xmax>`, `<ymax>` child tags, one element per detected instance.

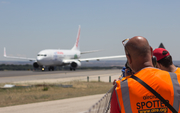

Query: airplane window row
<box><xmin>37</xmin><ymin>54</ymin><xmax>47</xmax><ymax>56</ymax></box>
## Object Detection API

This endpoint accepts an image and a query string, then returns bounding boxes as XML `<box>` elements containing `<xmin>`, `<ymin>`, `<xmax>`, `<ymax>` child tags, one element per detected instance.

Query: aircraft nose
<box><xmin>37</xmin><ymin>56</ymin><xmax>43</xmax><ymax>61</ymax></box>
<box><xmin>37</xmin><ymin>56</ymin><xmax>44</xmax><ymax>64</ymax></box>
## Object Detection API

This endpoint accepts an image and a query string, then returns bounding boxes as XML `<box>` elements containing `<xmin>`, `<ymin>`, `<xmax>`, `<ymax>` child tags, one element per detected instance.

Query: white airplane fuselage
<box><xmin>37</xmin><ymin>49</ymin><xmax>80</xmax><ymax>66</ymax></box>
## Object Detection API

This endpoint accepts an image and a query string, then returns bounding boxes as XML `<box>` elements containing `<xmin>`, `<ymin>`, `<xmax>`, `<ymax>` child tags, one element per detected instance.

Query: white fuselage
<box><xmin>36</xmin><ymin>49</ymin><xmax>80</xmax><ymax>66</ymax></box>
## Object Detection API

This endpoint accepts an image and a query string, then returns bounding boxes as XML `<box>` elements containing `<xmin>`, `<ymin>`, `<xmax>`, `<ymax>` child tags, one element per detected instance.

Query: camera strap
<box><xmin>130</xmin><ymin>74</ymin><xmax>178</xmax><ymax>113</ymax></box>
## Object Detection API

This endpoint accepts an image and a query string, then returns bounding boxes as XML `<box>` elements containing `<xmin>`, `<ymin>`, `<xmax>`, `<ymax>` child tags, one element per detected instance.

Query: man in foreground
<box><xmin>111</xmin><ymin>36</ymin><xmax>180</xmax><ymax>113</ymax></box>
<box><xmin>153</xmin><ymin>48</ymin><xmax>180</xmax><ymax>73</ymax></box>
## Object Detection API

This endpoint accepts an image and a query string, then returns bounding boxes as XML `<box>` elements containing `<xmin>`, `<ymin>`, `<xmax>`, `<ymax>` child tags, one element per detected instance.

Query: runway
<box><xmin>0</xmin><ymin>69</ymin><xmax>122</xmax><ymax>84</ymax></box>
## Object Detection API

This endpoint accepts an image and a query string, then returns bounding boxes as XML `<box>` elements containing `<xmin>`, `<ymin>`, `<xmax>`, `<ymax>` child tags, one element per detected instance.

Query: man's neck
<box><xmin>168</xmin><ymin>65</ymin><xmax>177</xmax><ymax>72</ymax></box>
<box><xmin>133</xmin><ymin>61</ymin><xmax>154</xmax><ymax>73</ymax></box>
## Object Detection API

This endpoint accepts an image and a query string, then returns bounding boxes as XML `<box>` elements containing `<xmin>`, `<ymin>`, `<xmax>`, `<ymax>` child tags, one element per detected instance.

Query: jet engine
<box><xmin>33</xmin><ymin>62</ymin><xmax>39</xmax><ymax>68</ymax></box>
<box><xmin>70</xmin><ymin>60</ymin><xmax>81</xmax><ymax>70</ymax></box>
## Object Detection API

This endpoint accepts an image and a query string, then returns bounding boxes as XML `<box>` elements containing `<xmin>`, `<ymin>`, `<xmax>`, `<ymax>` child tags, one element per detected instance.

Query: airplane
<box><xmin>4</xmin><ymin>25</ymin><xmax>126</xmax><ymax>71</ymax></box>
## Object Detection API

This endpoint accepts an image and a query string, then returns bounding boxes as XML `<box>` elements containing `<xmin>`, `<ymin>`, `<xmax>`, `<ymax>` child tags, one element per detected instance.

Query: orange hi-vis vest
<box><xmin>175</xmin><ymin>67</ymin><xmax>180</xmax><ymax>74</ymax></box>
<box><xmin>115</xmin><ymin>67</ymin><xmax>180</xmax><ymax>113</ymax></box>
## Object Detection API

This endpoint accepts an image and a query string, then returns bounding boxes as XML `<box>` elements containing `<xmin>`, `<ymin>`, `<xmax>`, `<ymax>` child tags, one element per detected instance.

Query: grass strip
<box><xmin>0</xmin><ymin>81</ymin><xmax>113</xmax><ymax>107</ymax></box>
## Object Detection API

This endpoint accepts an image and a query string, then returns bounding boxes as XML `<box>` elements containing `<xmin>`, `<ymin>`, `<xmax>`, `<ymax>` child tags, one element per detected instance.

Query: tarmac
<box><xmin>0</xmin><ymin>94</ymin><xmax>105</xmax><ymax>113</ymax></box>
<box><xmin>0</xmin><ymin>69</ymin><xmax>122</xmax><ymax>83</ymax></box>
<box><xmin>0</xmin><ymin>69</ymin><xmax>122</xmax><ymax>113</ymax></box>
<box><xmin>12</xmin><ymin>71</ymin><xmax>121</xmax><ymax>85</ymax></box>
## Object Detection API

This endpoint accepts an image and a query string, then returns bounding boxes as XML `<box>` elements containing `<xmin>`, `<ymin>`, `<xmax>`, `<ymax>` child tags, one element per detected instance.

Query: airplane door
<box><xmin>53</xmin><ymin>52</ymin><xmax>63</xmax><ymax>64</ymax></box>
<box><xmin>53</xmin><ymin>52</ymin><xmax>58</xmax><ymax>61</ymax></box>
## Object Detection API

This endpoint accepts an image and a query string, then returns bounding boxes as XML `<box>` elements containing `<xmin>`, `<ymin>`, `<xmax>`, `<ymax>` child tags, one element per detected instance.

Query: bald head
<box><xmin>125</xmin><ymin>36</ymin><xmax>151</xmax><ymax>57</ymax></box>
<box><xmin>124</xmin><ymin>36</ymin><xmax>153</xmax><ymax>73</ymax></box>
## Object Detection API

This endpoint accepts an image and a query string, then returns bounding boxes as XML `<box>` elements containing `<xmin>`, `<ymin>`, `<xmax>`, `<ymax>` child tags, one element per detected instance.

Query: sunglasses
<box><xmin>122</xmin><ymin>38</ymin><xmax>130</xmax><ymax>46</ymax></box>
<box><xmin>122</xmin><ymin>38</ymin><xmax>131</xmax><ymax>56</ymax></box>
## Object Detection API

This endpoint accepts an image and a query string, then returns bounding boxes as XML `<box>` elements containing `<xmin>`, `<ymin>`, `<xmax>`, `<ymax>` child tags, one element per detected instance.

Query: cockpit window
<box><xmin>37</xmin><ymin>54</ymin><xmax>47</xmax><ymax>57</ymax></box>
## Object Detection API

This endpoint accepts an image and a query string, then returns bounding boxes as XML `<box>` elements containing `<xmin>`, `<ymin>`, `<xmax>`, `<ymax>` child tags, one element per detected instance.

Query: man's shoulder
<box><xmin>121</xmin><ymin>75</ymin><xmax>131</xmax><ymax>81</ymax></box>
<box><xmin>136</xmin><ymin>67</ymin><xmax>169</xmax><ymax>77</ymax></box>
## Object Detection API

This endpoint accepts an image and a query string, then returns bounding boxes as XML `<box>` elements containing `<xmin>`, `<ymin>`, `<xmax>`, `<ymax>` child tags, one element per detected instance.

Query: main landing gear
<box><xmin>70</xmin><ymin>67</ymin><xmax>76</xmax><ymax>71</ymax></box>
<box><xmin>48</xmin><ymin>66</ymin><xmax>54</xmax><ymax>71</ymax></box>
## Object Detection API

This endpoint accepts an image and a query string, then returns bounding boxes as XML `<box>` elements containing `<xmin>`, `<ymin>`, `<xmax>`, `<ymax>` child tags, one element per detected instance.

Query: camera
<box><xmin>152</xmin><ymin>56</ymin><xmax>157</xmax><ymax>67</ymax></box>
<box><xmin>125</xmin><ymin>61</ymin><xmax>132</xmax><ymax>74</ymax></box>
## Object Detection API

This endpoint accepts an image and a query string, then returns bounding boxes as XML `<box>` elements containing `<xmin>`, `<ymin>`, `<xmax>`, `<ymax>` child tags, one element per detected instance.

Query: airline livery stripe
<box><xmin>76</xmin><ymin>27</ymin><xmax>81</xmax><ymax>47</ymax></box>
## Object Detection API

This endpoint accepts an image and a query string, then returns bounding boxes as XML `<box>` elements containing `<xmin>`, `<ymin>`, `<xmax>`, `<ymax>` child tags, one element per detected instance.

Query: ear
<box><xmin>126</xmin><ymin>54</ymin><xmax>132</xmax><ymax>65</ymax></box>
<box><xmin>150</xmin><ymin>46</ymin><xmax>153</xmax><ymax>57</ymax></box>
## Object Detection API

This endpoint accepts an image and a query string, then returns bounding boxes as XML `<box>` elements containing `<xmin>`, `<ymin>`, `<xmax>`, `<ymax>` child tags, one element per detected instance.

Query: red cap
<box><xmin>153</xmin><ymin>48</ymin><xmax>170</xmax><ymax>61</ymax></box>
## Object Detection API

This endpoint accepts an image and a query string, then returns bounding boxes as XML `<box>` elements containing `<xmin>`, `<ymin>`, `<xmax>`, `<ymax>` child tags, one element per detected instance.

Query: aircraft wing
<box><xmin>78</xmin><ymin>55</ymin><xmax>126</xmax><ymax>62</ymax></box>
<box><xmin>81</xmin><ymin>50</ymin><xmax>101</xmax><ymax>54</ymax></box>
<box><xmin>63</xmin><ymin>55</ymin><xmax>126</xmax><ymax>63</ymax></box>
<box><xmin>63</xmin><ymin>59</ymin><xmax>79</xmax><ymax>64</ymax></box>
<box><xmin>4</xmin><ymin>47</ymin><xmax>36</xmax><ymax>61</ymax></box>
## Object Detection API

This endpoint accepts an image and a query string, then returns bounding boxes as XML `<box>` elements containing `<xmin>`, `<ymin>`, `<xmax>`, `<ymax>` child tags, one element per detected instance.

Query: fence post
<box><xmin>98</xmin><ymin>76</ymin><xmax>100</xmax><ymax>82</ymax></box>
<box><xmin>109</xmin><ymin>76</ymin><xmax>111</xmax><ymax>83</ymax></box>
<box><xmin>87</xmin><ymin>76</ymin><xmax>89</xmax><ymax>82</ymax></box>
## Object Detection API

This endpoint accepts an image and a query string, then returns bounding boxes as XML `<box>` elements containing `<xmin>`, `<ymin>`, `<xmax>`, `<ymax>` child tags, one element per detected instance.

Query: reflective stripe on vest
<box><xmin>169</xmin><ymin>72</ymin><xmax>179</xmax><ymax>112</ymax></box>
<box><xmin>120</xmin><ymin>80</ymin><xmax>132</xmax><ymax>113</ymax></box>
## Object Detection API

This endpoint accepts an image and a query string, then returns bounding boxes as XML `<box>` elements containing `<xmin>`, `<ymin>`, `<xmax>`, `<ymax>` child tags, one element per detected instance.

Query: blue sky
<box><xmin>0</xmin><ymin>0</ymin><xmax>180</xmax><ymax>61</ymax></box>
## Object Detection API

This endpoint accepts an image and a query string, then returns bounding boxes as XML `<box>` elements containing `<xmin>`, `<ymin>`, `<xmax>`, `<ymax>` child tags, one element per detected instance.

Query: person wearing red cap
<box><xmin>153</xmin><ymin>48</ymin><xmax>180</xmax><ymax>73</ymax></box>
